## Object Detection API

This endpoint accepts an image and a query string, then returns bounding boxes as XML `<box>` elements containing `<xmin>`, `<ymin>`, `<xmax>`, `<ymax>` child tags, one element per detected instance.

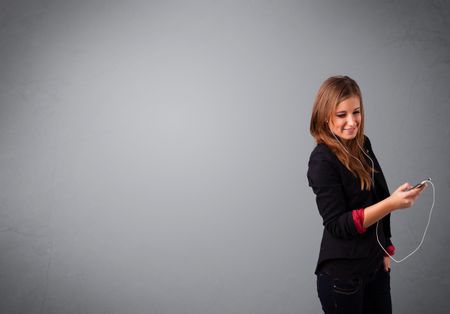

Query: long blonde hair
<box><xmin>310</xmin><ymin>75</ymin><xmax>373</xmax><ymax>190</ymax></box>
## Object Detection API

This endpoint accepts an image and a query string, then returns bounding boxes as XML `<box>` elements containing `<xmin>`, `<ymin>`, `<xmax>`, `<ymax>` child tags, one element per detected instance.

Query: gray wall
<box><xmin>1</xmin><ymin>0</ymin><xmax>449</xmax><ymax>313</ymax></box>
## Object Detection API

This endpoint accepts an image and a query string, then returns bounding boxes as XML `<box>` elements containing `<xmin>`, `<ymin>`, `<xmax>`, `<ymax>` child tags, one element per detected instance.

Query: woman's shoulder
<box><xmin>307</xmin><ymin>143</ymin><xmax>341</xmax><ymax>185</ymax></box>
<box><xmin>363</xmin><ymin>134</ymin><xmax>373</xmax><ymax>150</ymax></box>
<box><xmin>309</xmin><ymin>143</ymin><xmax>335</xmax><ymax>161</ymax></box>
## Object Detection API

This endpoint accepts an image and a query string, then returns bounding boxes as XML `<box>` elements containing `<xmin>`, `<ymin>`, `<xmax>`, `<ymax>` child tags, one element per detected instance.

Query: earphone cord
<box><xmin>331</xmin><ymin>132</ymin><xmax>435</xmax><ymax>263</ymax></box>
<box><xmin>376</xmin><ymin>179</ymin><xmax>435</xmax><ymax>263</ymax></box>
<box><xmin>358</xmin><ymin>141</ymin><xmax>435</xmax><ymax>263</ymax></box>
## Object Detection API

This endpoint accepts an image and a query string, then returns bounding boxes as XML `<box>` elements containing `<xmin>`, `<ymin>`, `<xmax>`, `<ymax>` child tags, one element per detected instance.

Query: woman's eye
<box><xmin>353</xmin><ymin>111</ymin><xmax>361</xmax><ymax>115</ymax></box>
<box><xmin>336</xmin><ymin>114</ymin><xmax>346</xmax><ymax>118</ymax></box>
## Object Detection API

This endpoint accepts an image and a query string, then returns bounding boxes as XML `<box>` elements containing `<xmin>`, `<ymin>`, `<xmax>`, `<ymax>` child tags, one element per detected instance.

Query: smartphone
<box><xmin>406</xmin><ymin>178</ymin><xmax>431</xmax><ymax>191</ymax></box>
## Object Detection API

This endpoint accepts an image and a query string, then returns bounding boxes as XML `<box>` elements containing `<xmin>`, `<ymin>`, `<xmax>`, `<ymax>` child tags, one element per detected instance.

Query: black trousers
<box><xmin>316</xmin><ymin>268</ymin><xmax>392</xmax><ymax>314</ymax></box>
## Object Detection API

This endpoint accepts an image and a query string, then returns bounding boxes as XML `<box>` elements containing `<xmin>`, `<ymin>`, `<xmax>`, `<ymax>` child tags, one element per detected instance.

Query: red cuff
<box><xmin>385</xmin><ymin>245</ymin><xmax>395</xmax><ymax>256</ymax></box>
<box><xmin>352</xmin><ymin>208</ymin><xmax>366</xmax><ymax>234</ymax></box>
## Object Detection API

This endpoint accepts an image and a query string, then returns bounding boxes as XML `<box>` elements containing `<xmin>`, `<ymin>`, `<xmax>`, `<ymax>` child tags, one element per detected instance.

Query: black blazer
<box><xmin>307</xmin><ymin>136</ymin><xmax>392</xmax><ymax>272</ymax></box>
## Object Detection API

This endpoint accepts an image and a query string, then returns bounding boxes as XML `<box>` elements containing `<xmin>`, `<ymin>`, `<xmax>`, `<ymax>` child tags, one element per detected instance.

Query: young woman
<box><xmin>307</xmin><ymin>76</ymin><xmax>425</xmax><ymax>313</ymax></box>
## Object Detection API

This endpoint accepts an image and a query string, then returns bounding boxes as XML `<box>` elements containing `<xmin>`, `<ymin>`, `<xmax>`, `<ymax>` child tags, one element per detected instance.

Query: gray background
<box><xmin>1</xmin><ymin>0</ymin><xmax>449</xmax><ymax>313</ymax></box>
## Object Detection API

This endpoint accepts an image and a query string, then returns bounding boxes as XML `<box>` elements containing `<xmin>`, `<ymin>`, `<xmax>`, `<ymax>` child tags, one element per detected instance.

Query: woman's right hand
<box><xmin>389</xmin><ymin>182</ymin><xmax>426</xmax><ymax>210</ymax></box>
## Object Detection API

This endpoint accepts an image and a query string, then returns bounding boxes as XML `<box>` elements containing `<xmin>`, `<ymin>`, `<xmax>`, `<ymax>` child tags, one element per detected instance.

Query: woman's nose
<box><xmin>346</xmin><ymin>115</ymin><xmax>356</xmax><ymax>126</ymax></box>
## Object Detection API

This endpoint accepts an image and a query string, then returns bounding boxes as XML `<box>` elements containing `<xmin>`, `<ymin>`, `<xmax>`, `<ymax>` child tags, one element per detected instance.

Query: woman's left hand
<box><xmin>383</xmin><ymin>256</ymin><xmax>391</xmax><ymax>272</ymax></box>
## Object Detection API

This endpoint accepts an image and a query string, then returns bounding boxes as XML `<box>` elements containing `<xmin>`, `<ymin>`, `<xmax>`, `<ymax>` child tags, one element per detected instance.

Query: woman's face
<box><xmin>328</xmin><ymin>96</ymin><xmax>361</xmax><ymax>142</ymax></box>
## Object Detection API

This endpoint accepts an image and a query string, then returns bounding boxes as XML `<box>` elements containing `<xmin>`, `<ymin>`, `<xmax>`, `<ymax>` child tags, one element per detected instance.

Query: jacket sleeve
<box><xmin>308</xmin><ymin>155</ymin><xmax>361</xmax><ymax>239</ymax></box>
